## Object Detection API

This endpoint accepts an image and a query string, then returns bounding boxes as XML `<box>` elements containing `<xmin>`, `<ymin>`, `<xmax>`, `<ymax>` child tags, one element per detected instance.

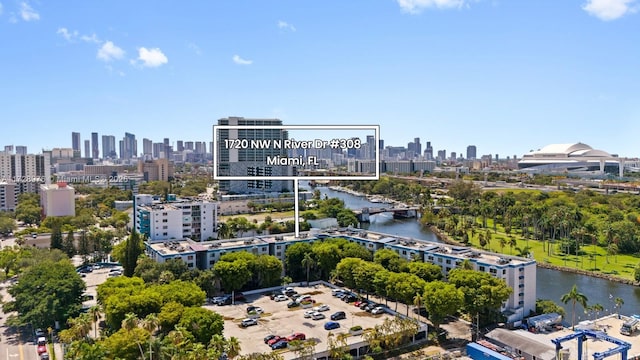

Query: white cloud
<box><xmin>277</xmin><ymin>20</ymin><xmax>296</xmax><ymax>32</ymax></box>
<box><xmin>187</xmin><ymin>42</ymin><xmax>202</xmax><ymax>55</ymax></box>
<box><xmin>233</xmin><ymin>55</ymin><xmax>253</xmax><ymax>65</ymax></box>
<box><xmin>582</xmin><ymin>0</ymin><xmax>638</xmax><ymax>20</ymax></box>
<box><xmin>97</xmin><ymin>41</ymin><xmax>125</xmax><ymax>62</ymax></box>
<box><xmin>20</xmin><ymin>2</ymin><xmax>39</xmax><ymax>21</ymax></box>
<box><xmin>0</xmin><ymin>3</ymin><xmax>4</xmax><ymax>16</ymax></box>
<box><xmin>81</xmin><ymin>33</ymin><xmax>100</xmax><ymax>43</ymax></box>
<box><xmin>397</xmin><ymin>0</ymin><xmax>467</xmax><ymax>13</ymax></box>
<box><xmin>137</xmin><ymin>47</ymin><xmax>168</xmax><ymax>67</ymax></box>
<box><xmin>57</xmin><ymin>27</ymin><xmax>78</xmax><ymax>41</ymax></box>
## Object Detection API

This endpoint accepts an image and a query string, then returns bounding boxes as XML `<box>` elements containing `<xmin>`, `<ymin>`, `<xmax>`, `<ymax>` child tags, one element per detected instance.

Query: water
<box><xmin>308</xmin><ymin>182</ymin><xmax>640</xmax><ymax>317</ymax></box>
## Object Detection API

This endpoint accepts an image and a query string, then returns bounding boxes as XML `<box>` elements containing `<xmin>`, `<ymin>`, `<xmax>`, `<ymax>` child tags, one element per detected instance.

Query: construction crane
<box><xmin>551</xmin><ymin>330</ymin><xmax>631</xmax><ymax>360</ymax></box>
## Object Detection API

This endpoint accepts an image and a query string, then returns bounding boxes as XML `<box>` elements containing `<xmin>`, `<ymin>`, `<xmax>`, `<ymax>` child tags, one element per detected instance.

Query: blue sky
<box><xmin>1</xmin><ymin>0</ymin><xmax>639</xmax><ymax>158</ymax></box>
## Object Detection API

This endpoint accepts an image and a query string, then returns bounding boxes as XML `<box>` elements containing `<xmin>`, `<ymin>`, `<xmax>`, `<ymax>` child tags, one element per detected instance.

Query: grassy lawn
<box><xmin>218</xmin><ymin>211</ymin><xmax>296</xmax><ymax>224</ymax></box>
<box><xmin>453</xmin><ymin>219</ymin><xmax>639</xmax><ymax>282</ymax></box>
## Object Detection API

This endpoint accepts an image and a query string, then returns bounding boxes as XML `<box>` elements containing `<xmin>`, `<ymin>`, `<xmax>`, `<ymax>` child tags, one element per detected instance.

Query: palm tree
<box><xmin>89</xmin><ymin>305</ymin><xmax>101</xmax><ymax>338</ymax></box>
<box><xmin>591</xmin><ymin>303</ymin><xmax>604</xmax><ymax>326</ymax></box>
<box><xmin>141</xmin><ymin>314</ymin><xmax>159</xmax><ymax>360</ymax></box>
<box><xmin>561</xmin><ymin>285</ymin><xmax>589</xmax><ymax>330</ymax></box>
<box><xmin>508</xmin><ymin>236</ymin><xmax>517</xmax><ymax>255</ymax></box>
<box><xmin>301</xmin><ymin>253</ymin><xmax>316</xmax><ymax>286</ymax></box>
<box><xmin>413</xmin><ymin>294</ymin><xmax>422</xmax><ymax>320</ymax></box>
<box><xmin>498</xmin><ymin>237</ymin><xmax>506</xmax><ymax>253</ymax></box>
<box><xmin>226</xmin><ymin>336</ymin><xmax>241</xmax><ymax>359</ymax></box>
<box><xmin>615</xmin><ymin>297</ymin><xmax>624</xmax><ymax>319</ymax></box>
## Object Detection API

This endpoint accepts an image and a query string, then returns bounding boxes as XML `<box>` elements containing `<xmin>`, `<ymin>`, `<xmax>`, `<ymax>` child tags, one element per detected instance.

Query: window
<box><xmin>276</xmin><ymin>252</ymin><xmax>281</xmax><ymax>257</ymax></box>
<box><xmin>402</xmin><ymin>250</ymin><xmax>406</xmax><ymax>255</ymax></box>
<box><xmin>479</xmin><ymin>266</ymin><xmax>485</xmax><ymax>272</ymax></box>
<box><xmin>489</xmin><ymin>268</ymin><xmax>497</xmax><ymax>274</ymax></box>
<box><xmin>519</xmin><ymin>267</ymin><xmax>524</xmax><ymax>272</ymax></box>
<box><xmin>445</xmin><ymin>259</ymin><xmax>451</xmax><ymax>264</ymax></box>
<box><xmin>437</xmin><ymin>258</ymin><xmax>442</xmax><ymax>263</ymax></box>
<box><xmin>502</xmin><ymin>269</ymin><xmax>506</xmax><ymax>275</ymax></box>
<box><xmin>163</xmin><ymin>232</ymin><xmax>168</xmax><ymax>236</ymax></box>
<box><xmin>162</xmin><ymin>219</ymin><xmax>168</xmax><ymax>223</ymax></box>
<box><xmin>163</xmin><ymin>226</ymin><xmax>168</xmax><ymax>229</ymax></box>
<box><xmin>276</xmin><ymin>245</ymin><xmax>281</xmax><ymax>250</ymax></box>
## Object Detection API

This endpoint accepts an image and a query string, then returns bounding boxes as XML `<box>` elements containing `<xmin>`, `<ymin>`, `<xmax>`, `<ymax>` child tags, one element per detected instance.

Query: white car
<box><xmin>313</xmin><ymin>304</ymin><xmax>330</xmax><ymax>312</ymax></box>
<box><xmin>274</xmin><ymin>295</ymin><xmax>288</xmax><ymax>302</ymax></box>
<box><xmin>311</xmin><ymin>312</ymin><xmax>326</xmax><ymax>320</ymax></box>
<box><xmin>303</xmin><ymin>310</ymin><xmax>315</xmax><ymax>318</ymax></box>
<box><xmin>371</xmin><ymin>306</ymin><xmax>385</xmax><ymax>315</ymax></box>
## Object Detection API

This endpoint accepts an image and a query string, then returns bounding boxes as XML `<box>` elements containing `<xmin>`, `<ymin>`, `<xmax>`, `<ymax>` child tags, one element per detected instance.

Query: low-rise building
<box><xmin>143</xmin><ymin>228</ymin><xmax>536</xmax><ymax>321</ymax></box>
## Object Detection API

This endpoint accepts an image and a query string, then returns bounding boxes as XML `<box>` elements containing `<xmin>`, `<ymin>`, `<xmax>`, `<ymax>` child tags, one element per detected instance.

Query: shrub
<box><xmin>350</xmin><ymin>325</ymin><xmax>363</xmax><ymax>332</ymax></box>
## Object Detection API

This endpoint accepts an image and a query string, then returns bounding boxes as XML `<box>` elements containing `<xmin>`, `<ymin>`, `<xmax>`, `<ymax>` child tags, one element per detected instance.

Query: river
<box><xmin>309</xmin><ymin>183</ymin><xmax>640</xmax><ymax>317</ymax></box>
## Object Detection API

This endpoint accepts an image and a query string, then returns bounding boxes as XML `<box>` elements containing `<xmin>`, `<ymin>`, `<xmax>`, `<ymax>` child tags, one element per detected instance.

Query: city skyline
<box><xmin>1</xmin><ymin>1</ymin><xmax>639</xmax><ymax>157</ymax></box>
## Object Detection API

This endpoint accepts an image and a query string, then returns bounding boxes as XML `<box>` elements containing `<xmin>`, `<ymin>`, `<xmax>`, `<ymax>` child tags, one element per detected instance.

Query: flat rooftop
<box><xmin>147</xmin><ymin>241</ymin><xmax>195</xmax><ymax>255</ymax></box>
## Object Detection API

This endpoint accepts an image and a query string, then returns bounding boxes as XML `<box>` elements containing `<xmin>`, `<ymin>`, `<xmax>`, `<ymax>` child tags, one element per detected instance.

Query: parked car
<box><xmin>271</xmin><ymin>340</ymin><xmax>288</xmax><ymax>350</ymax></box>
<box><xmin>313</xmin><ymin>304</ymin><xmax>330</xmax><ymax>312</ymax></box>
<box><xmin>311</xmin><ymin>312</ymin><xmax>326</xmax><ymax>320</ymax></box>
<box><xmin>241</xmin><ymin>318</ymin><xmax>258</xmax><ymax>327</ymax></box>
<box><xmin>331</xmin><ymin>311</ymin><xmax>346</xmax><ymax>320</ymax></box>
<box><xmin>372</xmin><ymin>307</ymin><xmax>385</xmax><ymax>315</ymax></box>
<box><xmin>286</xmin><ymin>332</ymin><xmax>306</xmax><ymax>342</ymax></box>
<box><xmin>267</xmin><ymin>336</ymin><xmax>284</xmax><ymax>346</ymax></box>
<box><xmin>287</xmin><ymin>301</ymin><xmax>300</xmax><ymax>308</ymax></box>
<box><xmin>35</xmin><ymin>329</ymin><xmax>46</xmax><ymax>337</ymax></box>
<box><xmin>274</xmin><ymin>294</ymin><xmax>288</xmax><ymax>302</ymax></box>
<box><xmin>40</xmin><ymin>353</ymin><xmax>50</xmax><ymax>360</ymax></box>
<box><xmin>324</xmin><ymin>321</ymin><xmax>341</xmax><ymax>330</ymax></box>
<box><xmin>303</xmin><ymin>310</ymin><xmax>315</xmax><ymax>318</ymax></box>
<box><xmin>354</xmin><ymin>300</ymin><xmax>365</xmax><ymax>307</ymax></box>
<box><xmin>295</xmin><ymin>295</ymin><xmax>312</xmax><ymax>304</ymax></box>
<box><xmin>343</xmin><ymin>294</ymin><xmax>357</xmax><ymax>303</ymax></box>
<box><xmin>331</xmin><ymin>289</ymin><xmax>344</xmax><ymax>296</ymax></box>
<box><xmin>264</xmin><ymin>334</ymin><xmax>277</xmax><ymax>344</ymax></box>
<box><xmin>247</xmin><ymin>306</ymin><xmax>263</xmax><ymax>314</ymax></box>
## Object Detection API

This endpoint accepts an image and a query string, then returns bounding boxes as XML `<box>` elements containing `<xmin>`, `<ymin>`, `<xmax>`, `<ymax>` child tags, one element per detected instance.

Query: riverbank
<box><xmin>429</xmin><ymin>225</ymin><xmax>640</xmax><ymax>287</ymax></box>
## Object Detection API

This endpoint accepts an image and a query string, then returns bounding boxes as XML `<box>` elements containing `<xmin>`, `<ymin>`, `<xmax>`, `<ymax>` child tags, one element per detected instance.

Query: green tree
<box><xmin>5</xmin><ymin>259</ymin><xmax>85</xmax><ymax>328</ymax></box>
<box><xmin>535</xmin><ymin>299</ymin><xmax>566</xmax><ymax>317</ymax></box>
<box><xmin>560</xmin><ymin>285</ymin><xmax>589</xmax><ymax>330</ymax></box>
<box><xmin>122</xmin><ymin>230</ymin><xmax>144</xmax><ymax>277</ymax></box>
<box><xmin>422</xmin><ymin>281</ymin><xmax>463</xmax><ymax>336</ymax></box>
<box><xmin>301</xmin><ymin>252</ymin><xmax>316</xmax><ymax>286</ymax></box>
<box><xmin>284</xmin><ymin>242</ymin><xmax>313</xmax><ymax>281</ymax></box>
<box><xmin>373</xmin><ymin>248</ymin><xmax>406</xmax><ymax>272</ymax></box>
<box><xmin>63</xmin><ymin>230</ymin><xmax>76</xmax><ymax>257</ymax></box>
<box><xmin>0</xmin><ymin>215</ymin><xmax>16</xmax><ymax>235</ymax></box>
<box><xmin>177</xmin><ymin>307</ymin><xmax>224</xmax><ymax>344</ymax></box>
<box><xmin>213</xmin><ymin>260</ymin><xmax>252</xmax><ymax>294</ymax></box>
<box><xmin>50</xmin><ymin>224</ymin><xmax>63</xmax><ymax>250</ymax></box>
<box><xmin>406</xmin><ymin>261</ymin><xmax>443</xmax><ymax>282</ymax></box>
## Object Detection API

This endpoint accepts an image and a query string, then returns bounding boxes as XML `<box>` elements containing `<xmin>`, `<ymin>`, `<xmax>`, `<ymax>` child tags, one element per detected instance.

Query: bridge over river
<box><xmin>353</xmin><ymin>207</ymin><xmax>419</xmax><ymax>222</ymax></box>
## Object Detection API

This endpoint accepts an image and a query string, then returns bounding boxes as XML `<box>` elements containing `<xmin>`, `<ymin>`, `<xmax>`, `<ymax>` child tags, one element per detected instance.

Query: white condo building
<box><xmin>134</xmin><ymin>194</ymin><xmax>218</xmax><ymax>242</ymax></box>
<box><xmin>144</xmin><ymin>229</ymin><xmax>536</xmax><ymax>322</ymax></box>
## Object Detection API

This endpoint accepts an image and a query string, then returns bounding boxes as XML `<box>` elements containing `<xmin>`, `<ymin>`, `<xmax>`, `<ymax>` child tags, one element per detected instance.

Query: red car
<box><xmin>267</xmin><ymin>336</ymin><xmax>284</xmax><ymax>346</ymax></box>
<box><xmin>354</xmin><ymin>300</ymin><xmax>364</xmax><ymax>307</ymax></box>
<box><xmin>37</xmin><ymin>344</ymin><xmax>47</xmax><ymax>355</ymax></box>
<box><xmin>286</xmin><ymin>332</ymin><xmax>306</xmax><ymax>342</ymax></box>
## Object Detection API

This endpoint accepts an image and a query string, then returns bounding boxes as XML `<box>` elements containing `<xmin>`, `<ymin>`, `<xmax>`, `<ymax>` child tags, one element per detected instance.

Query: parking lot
<box><xmin>206</xmin><ymin>284</ymin><xmax>405</xmax><ymax>359</ymax></box>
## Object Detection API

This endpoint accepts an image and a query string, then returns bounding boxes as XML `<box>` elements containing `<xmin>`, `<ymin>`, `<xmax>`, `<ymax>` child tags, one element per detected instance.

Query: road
<box><xmin>0</xmin><ymin>280</ymin><xmax>40</xmax><ymax>360</ymax></box>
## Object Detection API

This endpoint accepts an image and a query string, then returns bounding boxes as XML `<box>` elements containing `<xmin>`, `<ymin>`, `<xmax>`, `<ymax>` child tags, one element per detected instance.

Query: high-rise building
<box><xmin>0</xmin><ymin>152</ymin><xmax>51</xmax><ymax>194</ymax></box>
<box><xmin>176</xmin><ymin>140</ymin><xmax>184</xmax><ymax>152</ymax></box>
<box><xmin>91</xmin><ymin>132</ymin><xmax>99</xmax><ymax>159</ymax></box>
<box><xmin>451</xmin><ymin>152</ymin><xmax>457</xmax><ymax>161</ymax></box>
<box><xmin>15</xmin><ymin>146</ymin><xmax>27</xmax><ymax>156</ymax></box>
<box><xmin>143</xmin><ymin>138</ymin><xmax>153</xmax><ymax>157</ymax></box>
<box><xmin>120</xmin><ymin>132</ymin><xmax>137</xmax><ymax>159</ymax></box>
<box><xmin>185</xmin><ymin>141</ymin><xmax>194</xmax><ymax>151</ymax></box>
<box><xmin>153</xmin><ymin>143</ymin><xmax>164</xmax><ymax>159</ymax></box>
<box><xmin>414</xmin><ymin>137</ymin><xmax>421</xmax><ymax>156</ymax></box>
<box><xmin>466</xmin><ymin>145</ymin><xmax>477</xmax><ymax>160</ymax></box>
<box><xmin>102</xmin><ymin>135</ymin><xmax>117</xmax><ymax>159</ymax></box>
<box><xmin>84</xmin><ymin>140</ymin><xmax>90</xmax><ymax>158</ymax></box>
<box><xmin>215</xmin><ymin>117</ymin><xmax>292</xmax><ymax>193</ymax></box>
<box><xmin>40</xmin><ymin>182</ymin><xmax>75</xmax><ymax>217</ymax></box>
<box><xmin>366</xmin><ymin>135</ymin><xmax>376</xmax><ymax>160</ymax></box>
<box><xmin>425</xmin><ymin>141</ymin><xmax>433</xmax><ymax>160</ymax></box>
<box><xmin>72</xmin><ymin>132</ymin><xmax>81</xmax><ymax>157</ymax></box>
<box><xmin>195</xmin><ymin>141</ymin><xmax>205</xmax><ymax>154</ymax></box>
<box><xmin>3</xmin><ymin>146</ymin><xmax>13</xmax><ymax>154</ymax></box>
<box><xmin>138</xmin><ymin>158</ymin><xmax>174</xmax><ymax>182</ymax></box>
<box><xmin>437</xmin><ymin>150</ymin><xmax>446</xmax><ymax>161</ymax></box>
<box><xmin>163</xmin><ymin>138</ymin><xmax>171</xmax><ymax>158</ymax></box>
